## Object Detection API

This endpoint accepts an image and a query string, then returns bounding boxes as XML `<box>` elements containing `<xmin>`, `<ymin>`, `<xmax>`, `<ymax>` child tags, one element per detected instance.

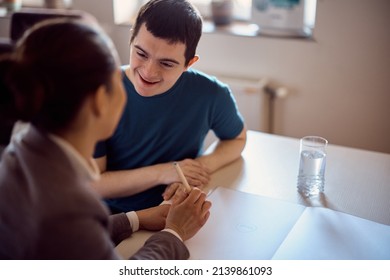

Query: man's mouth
<box><xmin>139</xmin><ymin>73</ymin><xmax>160</xmax><ymax>85</ymax></box>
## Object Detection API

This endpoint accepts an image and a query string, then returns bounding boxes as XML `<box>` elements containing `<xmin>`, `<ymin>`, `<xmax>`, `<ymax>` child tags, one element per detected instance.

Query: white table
<box><xmin>116</xmin><ymin>130</ymin><xmax>390</xmax><ymax>258</ymax></box>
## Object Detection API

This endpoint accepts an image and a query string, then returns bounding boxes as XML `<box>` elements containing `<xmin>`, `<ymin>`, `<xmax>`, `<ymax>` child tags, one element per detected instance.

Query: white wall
<box><xmin>194</xmin><ymin>0</ymin><xmax>390</xmax><ymax>154</ymax></box>
<box><xmin>3</xmin><ymin>0</ymin><xmax>390</xmax><ymax>153</ymax></box>
<box><xmin>79</xmin><ymin>0</ymin><xmax>389</xmax><ymax>153</ymax></box>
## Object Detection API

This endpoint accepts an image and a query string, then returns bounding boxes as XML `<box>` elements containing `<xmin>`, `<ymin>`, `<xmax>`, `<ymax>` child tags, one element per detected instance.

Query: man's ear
<box><xmin>185</xmin><ymin>55</ymin><xmax>199</xmax><ymax>70</ymax></box>
<box><xmin>90</xmin><ymin>85</ymin><xmax>107</xmax><ymax>118</ymax></box>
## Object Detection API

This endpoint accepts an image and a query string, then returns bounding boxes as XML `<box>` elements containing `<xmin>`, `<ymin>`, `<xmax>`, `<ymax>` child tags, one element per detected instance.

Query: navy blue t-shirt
<box><xmin>94</xmin><ymin>67</ymin><xmax>244</xmax><ymax>212</ymax></box>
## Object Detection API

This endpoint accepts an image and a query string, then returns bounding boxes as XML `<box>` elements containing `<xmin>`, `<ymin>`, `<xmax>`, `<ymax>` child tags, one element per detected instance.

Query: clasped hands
<box><xmin>162</xmin><ymin>158</ymin><xmax>210</xmax><ymax>200</ymax></box>
<box><xmin>137</xmin><ymin>187</ymin><xmax>212</xmax><ymax>241</ymax></box>
<box><xmin>136</xmin><ymin>159</ymin><xmax>211</xmax><ymax>241</ymax></box>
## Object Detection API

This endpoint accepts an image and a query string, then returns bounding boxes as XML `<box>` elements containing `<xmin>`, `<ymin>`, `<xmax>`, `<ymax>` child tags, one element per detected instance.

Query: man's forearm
<box><xmin>197</xmin><ymin>128</ymin><xmax>247</xmax><ymax>173</ymax></box>
<box><xmin>92</xmin><ymin>164</ymin><xmax>170</xmax><ymax>198</ymax></box>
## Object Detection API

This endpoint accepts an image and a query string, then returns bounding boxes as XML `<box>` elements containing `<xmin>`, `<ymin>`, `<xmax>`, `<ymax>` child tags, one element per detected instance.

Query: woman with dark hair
<box><xmin>0</xmin><ymin>18</ymin><xmax>211</xmax><ymax>260</ymax></box>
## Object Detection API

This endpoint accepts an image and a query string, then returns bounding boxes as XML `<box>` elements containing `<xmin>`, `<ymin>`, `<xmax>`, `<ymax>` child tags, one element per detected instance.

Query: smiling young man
<box><xmin>93</xmin><ymin>0</ymin><xmax>247</xmax><ymax>213</ymax></box>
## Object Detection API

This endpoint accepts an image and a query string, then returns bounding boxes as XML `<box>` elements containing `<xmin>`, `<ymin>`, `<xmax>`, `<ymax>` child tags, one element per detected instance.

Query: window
<box><xmin>21</xmin><ymin>0</ymin><xmax>44</xmax><ymax>7</ymax></box>
<box><xmin>190</xmin><ymin>0</ymin><xmax>252</xmax><ymax>21</ymax></box>
<box><xmin>112</xmin><ymin>0</ymin><xmax>317</xmax><ymax>38</ymax></box>
<box><xmin>113</xmin><ymin>0</ymin><xmax>146</xmax><ymax>25</ymax></box>
<box><xmin>16</xmin><ymin>0</ymin><xmax>74</xmax><ymax>8</ymax></box>
<box><xmin>251</xmin><ymin>0</ymin><xmax>317</xmax><ymax>37</ymax></box>
<box><xmin>113</xmin><ymin>0</ymin><xmax>252</xmax><ymax>25</ymax></box>
<box><xmin>16</xmin><ymin>0</ymin><xmax>73</xmax><ymax>8</ymax></box>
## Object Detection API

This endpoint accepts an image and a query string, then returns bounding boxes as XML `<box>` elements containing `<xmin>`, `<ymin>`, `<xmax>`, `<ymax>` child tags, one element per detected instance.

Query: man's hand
<box><xmin>162</xmin><ymin>159</ymin><xmax>211</xmax><ymax>200</ymax></box>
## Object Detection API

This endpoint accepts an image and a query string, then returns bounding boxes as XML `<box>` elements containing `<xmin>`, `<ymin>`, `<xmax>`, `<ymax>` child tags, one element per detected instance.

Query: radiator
<box><xmin>203</xmin><ymin>73</ymin><xmax>288</xmax><ymax>149</ymax></box>
<box><xmin>217</xmin><ymin>74</ymin><xmax>269</xmax><ymax>132</ymax></box>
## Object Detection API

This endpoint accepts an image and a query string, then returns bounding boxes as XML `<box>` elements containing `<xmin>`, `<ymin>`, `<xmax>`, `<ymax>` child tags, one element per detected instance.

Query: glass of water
<box><xmin>297</xmin><ymin>136</ymin><xmax>328</xmax><ymax>197</ymax></box>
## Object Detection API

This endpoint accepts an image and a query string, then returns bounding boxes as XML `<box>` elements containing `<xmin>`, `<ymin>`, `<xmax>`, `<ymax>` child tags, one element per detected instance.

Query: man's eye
<box><xmin>137</xmin><ymin>52</ymin><xmax>147</xmax><ymax>58</ymax></box>
<box><xmin>161</xmin><ymin>62</ymin><xmax>174</xmax><ymax>68</ymax></box>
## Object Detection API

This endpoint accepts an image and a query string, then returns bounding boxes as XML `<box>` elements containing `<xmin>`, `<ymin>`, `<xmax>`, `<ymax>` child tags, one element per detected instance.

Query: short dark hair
<box><xmin>130</xmin><ymin>0</ymin><xmax>202</xmax><ymax>66</ymax></box>
<box><xmin>0</xmin><ymin>19</ymin><xmax>117</xmax><ymax>133</ymax></box>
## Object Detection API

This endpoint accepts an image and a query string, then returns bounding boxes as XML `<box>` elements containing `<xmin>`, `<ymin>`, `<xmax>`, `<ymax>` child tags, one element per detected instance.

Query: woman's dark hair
<box><xmin>0</xmin><ymin>18</ymin><xmax>117</xmax><ymax>133</ymax></box>
<box><xmin>130</xmin><ymin>0</ymin><xmax>202</xmax><ymax>66</ymax></box>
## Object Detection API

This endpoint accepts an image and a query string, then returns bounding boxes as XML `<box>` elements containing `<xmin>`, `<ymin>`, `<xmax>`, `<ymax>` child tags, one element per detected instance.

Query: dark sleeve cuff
<box><xmin>130</xmin><ymin>231</ymin><xmax>189</xmax><ymax>260</ymax></box>
<box><xmin>108</xmin><ymin>213</ymin><xmax>133</xmax><ymax>246</ymax></box>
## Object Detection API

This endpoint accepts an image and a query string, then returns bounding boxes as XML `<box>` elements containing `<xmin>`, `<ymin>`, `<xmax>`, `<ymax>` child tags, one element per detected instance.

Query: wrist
<box><xmin>165</xmin><ymin>223</ymin><xmax>185</xmax><ymax>241</ymax></box>
<box><xmin>126</xmin><ymin>211</ymin><xmax>139</xmax><ymax>232</ymax></box>
<box><xmin>156</xmin><ymin>162</ymin><xmax>174</xmax><ymax>185</ymax></box>
<box><xmin>196</xmin><ymin>155</ymin><xmax>214</xmax><ymax>173</ymax></box>
<box><xmin>162</xmin><ymin>228</ymin><xmax>183</xmax><ymax>242</ymax></box>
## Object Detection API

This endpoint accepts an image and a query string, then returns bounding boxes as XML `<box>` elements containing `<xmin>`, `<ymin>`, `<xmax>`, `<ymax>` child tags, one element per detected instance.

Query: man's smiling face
<box><xmin>127</xmin><ymin>24</ymin><xmax>189</xmax><ymax>97</ymax></box>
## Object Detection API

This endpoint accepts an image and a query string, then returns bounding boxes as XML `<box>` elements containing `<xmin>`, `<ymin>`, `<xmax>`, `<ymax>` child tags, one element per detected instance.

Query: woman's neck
<box><xmin>54</xmin><ymin>128</ymin><xmax>95</xmax><ymax>164</ymax></box>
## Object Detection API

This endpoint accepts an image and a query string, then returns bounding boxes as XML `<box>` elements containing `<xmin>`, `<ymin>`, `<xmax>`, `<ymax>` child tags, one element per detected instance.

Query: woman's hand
<box><xmin>165</xmin><ymin>188</ymin><xmax>212</xmax><ymax>241</ymax></box>
<box><xmin>136</xmin><ymin>204</ymin><xmax>170</xmax><ymax>231</ymax></box>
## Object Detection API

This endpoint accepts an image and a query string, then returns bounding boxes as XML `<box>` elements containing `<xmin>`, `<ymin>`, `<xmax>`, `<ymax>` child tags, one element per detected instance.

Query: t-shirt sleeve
<box><xmin>211</xmin><ymin>83</ymin><xmax>245</xmax><ymax>140</ymax></box>
<box><xmin>93</xmin><ymin>140</ymin><xmax>107</xmax><ymax>158</ymax></box>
